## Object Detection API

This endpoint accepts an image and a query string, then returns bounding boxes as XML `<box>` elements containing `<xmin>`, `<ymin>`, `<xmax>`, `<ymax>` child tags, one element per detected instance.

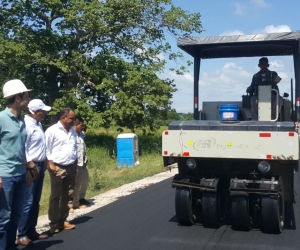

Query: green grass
<box><xmin>39</xmin><ymin>127</ymin><xmax>167</xmax><ymax>215</ymax></box>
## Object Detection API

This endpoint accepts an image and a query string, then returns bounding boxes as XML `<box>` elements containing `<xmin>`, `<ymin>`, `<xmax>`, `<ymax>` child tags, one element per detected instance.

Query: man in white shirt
<box><xmin>17</xmin><ymin>99</ymin><xmax>51</xmax><ymax>246</ymax></box>
<box><xmin>45</xmin><ymin>108</ymin><xmax>77</xmax><ymax>233</ymax></box>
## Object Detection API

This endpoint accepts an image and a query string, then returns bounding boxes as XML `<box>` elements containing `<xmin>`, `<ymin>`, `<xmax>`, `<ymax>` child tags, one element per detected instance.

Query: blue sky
<box><xmin>167</xmin><ymin>0</ymin><xmax>300</xmax><ymax>112</ymax></box>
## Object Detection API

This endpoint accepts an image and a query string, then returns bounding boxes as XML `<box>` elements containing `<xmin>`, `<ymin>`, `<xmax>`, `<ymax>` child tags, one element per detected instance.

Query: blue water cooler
<box><xmin>219</xmin><ymin>104</ymin><xmax>239</xmax><ymax>121</ymax></box>
<box><xmin>116</xmin><ymin>133</ymin><xmax>139</xmax><ymax>168</ymax></box>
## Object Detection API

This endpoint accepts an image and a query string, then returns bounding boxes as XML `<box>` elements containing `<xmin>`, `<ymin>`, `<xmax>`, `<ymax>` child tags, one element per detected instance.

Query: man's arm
<box><xmin>246</xmin><ymin>75</ymin><xmax>256</xmax><ymax>94</ymax></box>
<box><xmin>45</xmin><ymin>128</ymin><xmax>56</xmax><ymax>175</ymax></box>
<box><xmin>271</xmin><ymin>71</ymin><xmax>281</xmax><ymax>84</ymax></box>
<box><xmin>0</xmin><ymin>177</ymin><xmax>2</xmax><ymax>190</ymax></box>
<box><xmin>25</xmin><ymin>127</ymin><xmax>39</xmax><ymax>181</ymax></box>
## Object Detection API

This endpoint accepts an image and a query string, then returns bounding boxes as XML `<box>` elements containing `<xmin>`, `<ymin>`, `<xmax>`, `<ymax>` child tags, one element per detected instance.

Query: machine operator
<box><xmin>246</xmin><ymin>57</ymin><xmax>283</xmax><ymax>121</ymax></box>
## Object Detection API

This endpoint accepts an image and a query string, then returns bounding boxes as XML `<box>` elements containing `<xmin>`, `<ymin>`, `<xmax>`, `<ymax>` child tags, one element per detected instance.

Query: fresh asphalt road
<box><xmin>22</xmin><ymin>172</ymin><xmax>300</xmax><ymax>250</ymax></box>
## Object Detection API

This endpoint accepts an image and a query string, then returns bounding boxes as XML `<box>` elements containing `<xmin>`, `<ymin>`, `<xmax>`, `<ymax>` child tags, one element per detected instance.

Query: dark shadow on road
<box><xmin>70</xmin><ymin>215</ymin><xmax>93</xmax><ymax>225</ymax></box>
<box><xmin>169</xmin><ymin>215</ymin><xmax>195</xmax><ymax>227</ymax></box>
<box><xmin>169</xmin><ymin>215</ymin><xmax>178</xmax><ymax>223</ymax></box>
<box><xmin>86</xmin><ymin>198</ymin><xmax>95</xmax><ymax>206</ymax></box>
<box><xmin>284</xmin><ymin>202</ymin><xmax>296</xmax><ymax>230</ymax></box>
<box><xmin>20</xmin><ymin>240</ymin><xmax>63</xmax><ymax>250</ymax></box>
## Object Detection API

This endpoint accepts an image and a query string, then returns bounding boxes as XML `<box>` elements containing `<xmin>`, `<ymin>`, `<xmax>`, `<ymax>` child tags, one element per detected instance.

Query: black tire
<box><xmin>261</xmin><ymin>197</ymin><xmax>284</xmax><ymax>233</ymax></box>
<box><xmin>202</xmin><ymin>192</ymin><xmax>220</xmax><ymax>228</ymax></box>
<box><xmin>261</xmin><ymin>177</ymin><xmax>284</xmax><ymax>234</ymax></box>
<box><xmin>231</xmin><ymin>196</ymin><xmax>252</xmax><ymax>231</ymax></box>
<box><xmin>175</xmin><ymin>187</ymin><xmax>196</xmax><ymax>225</ymax></box>
<box><xmin>261</xmin><ymin>195</ymin><xmax>284</xmax><ymax>233</ymax></box>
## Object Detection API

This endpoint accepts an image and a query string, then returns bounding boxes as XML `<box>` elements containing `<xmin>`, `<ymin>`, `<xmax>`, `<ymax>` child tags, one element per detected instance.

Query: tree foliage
<box><xmin>0</xmin><ymin>0</ymin><xmax>202</xmax><ymax>130</ymax></box>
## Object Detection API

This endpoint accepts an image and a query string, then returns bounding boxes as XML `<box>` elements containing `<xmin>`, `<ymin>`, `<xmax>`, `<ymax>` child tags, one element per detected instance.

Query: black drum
<box><xmin>242</xmin><ymin>94</ymin><xmax>251</xmax><ymax>108</ymax></box>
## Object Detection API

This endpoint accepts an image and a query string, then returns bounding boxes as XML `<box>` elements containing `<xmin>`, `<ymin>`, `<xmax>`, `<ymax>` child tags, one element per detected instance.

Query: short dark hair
<box><xmin>75</xmin><ymin>116</ymin><xmax>84</xmax><ymax>125</ymax></box>
<box><xmin>59</xmin><ymin>108</ymin><xmax>74</xmax><ymax>119</ymax></box>
<box><xmin>259</xmin><ymin>57</ymin><xmax>268</xmax><ymax>64</ymax></box>
<box><xmin>7</xmin><ymin>93</ymin><xmax>25</xmax><ymax>105</ymax></box>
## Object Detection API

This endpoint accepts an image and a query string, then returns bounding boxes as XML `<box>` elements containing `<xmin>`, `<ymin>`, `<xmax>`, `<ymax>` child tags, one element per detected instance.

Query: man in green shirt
<box><xmin>0</xmin><ymin>79</ymin><xmax>32</xmax><ymax>250</ymax></box>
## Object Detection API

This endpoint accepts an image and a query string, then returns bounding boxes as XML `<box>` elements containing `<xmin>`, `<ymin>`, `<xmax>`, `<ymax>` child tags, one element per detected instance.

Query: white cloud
<box><xmin>136</xmin><ymin>48</ymin><xmax>145</xmax><ymax>54</ymax></box>
<box><xmin>157</xmin><ymin>53</ymin><xmax>165</xmax><ymax>60</ymax></box>
<box><xmin>233</xmin><ymin>2</ymin><xmax>246</xmax><ymax>15</ymax></box>
<box><xmin>269</xmin><ymin>60</ymin><xmax>284</xmax><ymax>70</ymax></box>
<box><xmin>169</xmin><ymin>72</ymin><xmax>193</xmax><ymax>83</ymax></box>
<box><xmin>219</xmin><ymin>30</ymin><xmax>245</xmax><ymax>36</ymax></box>
<box><xmin>250</xmin><ymin>0</ymin><xmax>271</xmax><ymax>8</ymax></box>
<box><xmin>262</xmin><ymin>25</ymin><xmax>291</xmax><ymax>33</ymax></box>
<box><xmin>233</xmin><ymin>0</ymin><xmax>271</xmax><ymax>16</ymax></box>
<box><xmin>220</xmin><ymin>24</ymin><xmax>291</xmax><ymax>37</ymax></box>
<box><xmin>168</xmin><ymin>72</ymin><xmax>194</xmax><ymax>113</ymax></box>
<box><xmin>170</xmin><ymin>63</ymin><xmax>252</xmax><ymax>112</ymax></box>
<box><xmin>136</xmin><ymin>47</ymin><xmax>165</xmax><ymax>61</ymax></box>
<box><xmin>198</xmin><ymin>63</ymin><xmax>252</xmax><ymax>101</ymax></box>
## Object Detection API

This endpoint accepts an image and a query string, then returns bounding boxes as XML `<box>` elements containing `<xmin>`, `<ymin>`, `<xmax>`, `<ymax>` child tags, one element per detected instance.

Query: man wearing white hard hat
<box><xmin>0</xmin><ymin>79</ymin><xmax>32</xmax><ymax>250</ymax></box>
<box><xmin>17</xmin><ymin>99</ymin><xmax>51</xmax><ymax>247</ymax></box>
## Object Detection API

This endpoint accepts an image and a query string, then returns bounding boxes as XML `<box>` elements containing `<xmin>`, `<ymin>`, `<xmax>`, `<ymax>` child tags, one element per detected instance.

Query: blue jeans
<box><xmin>0</xmin><ymin>174</ymin><xmax>26</xmax><ymax>250</ymax></box>
<box><xmin>18</xmin><ymin>164</ymin><xmax>45</xmax><ymax>238</ymax></box>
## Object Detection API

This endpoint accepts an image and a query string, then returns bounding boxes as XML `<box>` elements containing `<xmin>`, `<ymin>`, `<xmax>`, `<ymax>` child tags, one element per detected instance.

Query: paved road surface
<box><xmin>21</xmin><ymin>172</ymin><xmax>300</xmax><ymax>250</ymax></box>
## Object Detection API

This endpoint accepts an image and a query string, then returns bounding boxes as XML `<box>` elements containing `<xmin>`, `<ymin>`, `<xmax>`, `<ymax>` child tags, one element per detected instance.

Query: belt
<box><xmin>33</xmin><ymin>161</ymin><xmax>45</xmax><ymax>167</ymax></box>
<box><xmin>54</xmin><ymin>162</ymin><xmax>74</xmax><ymax>168</ymax></box>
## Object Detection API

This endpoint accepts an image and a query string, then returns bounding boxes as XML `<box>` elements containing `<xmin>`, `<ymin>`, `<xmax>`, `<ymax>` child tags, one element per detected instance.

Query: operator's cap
<box><xmin>28</xmin><ymin>99</ymin><xmax>51</xmax><ymax>114</ymax></box>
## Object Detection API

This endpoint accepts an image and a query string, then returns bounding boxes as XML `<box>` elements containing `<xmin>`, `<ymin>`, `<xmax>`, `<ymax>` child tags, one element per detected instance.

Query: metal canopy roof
<box><xmin>178</xmin><ymin>31</ymin><xmax>300</xmax><ymax>59</ymax></box>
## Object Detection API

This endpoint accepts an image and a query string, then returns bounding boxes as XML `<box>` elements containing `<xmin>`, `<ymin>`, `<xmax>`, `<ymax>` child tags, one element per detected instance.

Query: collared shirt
<box><xmin>249</xmin><ymin>70</ymin><xmax>279</xmax><ymax>96</ymax></box>
<box><xmin>24</xmin><ymin>115</ymin><xmax>46</xmax><ymax>163</ymax></box>
<box><xmin>76</xmin><ymin>132</ymin><xmax>87</xmax><ymax>167</ymax></box>
<box><xmin>45</xmin><ymin>121</ymin><xmax>77</xmax><ymax>166</ymax></box>
<box><xmin>0</xmin><ymin>107</ymin><xmax>27</xmax><ymax>177</ymax></box>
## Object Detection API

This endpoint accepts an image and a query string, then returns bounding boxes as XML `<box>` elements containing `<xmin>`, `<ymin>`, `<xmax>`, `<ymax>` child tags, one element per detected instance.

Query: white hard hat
<box><xmin>3</xmin><ymin>79</ymin><xmax>32</xmax><ymax>99</ymax></box>
<box><xmin>28</xmin><ymin>99</ymin><xmax>51</xmax><ymax>114</ymax></box>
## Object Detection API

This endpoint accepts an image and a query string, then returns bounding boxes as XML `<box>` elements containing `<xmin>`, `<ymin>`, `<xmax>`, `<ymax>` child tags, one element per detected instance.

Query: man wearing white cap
<box><xmin>0</xmin><ymin>79</ymin><xmax>31</xmax><ymax>250</ymax></box>
<box><xmin>16</xmin><ymin>99</ymin><xmax>51</xmax><ymax>247</ymax></box>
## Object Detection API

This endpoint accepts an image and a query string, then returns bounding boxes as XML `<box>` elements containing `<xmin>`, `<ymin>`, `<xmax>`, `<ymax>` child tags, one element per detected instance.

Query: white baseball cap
<box><xmin>28</xmin><ymin>99</ymin><xmax>51</xmax><ymax>114</ymax></box>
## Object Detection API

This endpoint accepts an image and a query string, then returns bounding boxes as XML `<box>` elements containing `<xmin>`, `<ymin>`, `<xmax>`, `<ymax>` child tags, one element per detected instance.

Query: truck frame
<box><xmin>162</xmin><ymin>31</ymin><xmax>300</xmax><ymax>233</ymax></box>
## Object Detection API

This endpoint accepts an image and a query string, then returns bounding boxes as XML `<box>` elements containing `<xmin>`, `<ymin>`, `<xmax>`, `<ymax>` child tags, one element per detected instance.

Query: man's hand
<box><xmin>274</xmin><ymin>76</ymin><xmax>282</xmax><ymax>84</ymax></box>
<box><xmin>26</xmin><ymin>170</ymin><xmax>33</xmax><ymax>187</ymax></box>
<box><xmin>0</xmin><ymin>177</ymin><xmax>2</xmax><ymax>190</ymax></box>
<box><xmin>31</xmin><ymin>168</ymin><xmax>40</xmax><ymax>181</ymax></box>
<box><xmin>83</xmin><ymin>156</ymin><xmax>88</xmax><ymax>169</ymax></box>
<box><xmin>27</xmin><ymin>162</ymin><xmax>40</xmax><ymax>181</ymax></box>
<box><xmin>48</xmin><ymin>161</ymin><xmax>57</xmax><ymax>175</ymax></box>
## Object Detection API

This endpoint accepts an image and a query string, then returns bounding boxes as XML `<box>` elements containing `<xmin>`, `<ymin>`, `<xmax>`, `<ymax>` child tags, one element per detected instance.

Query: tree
<box><xmin>0</xmin><ymin>0</ymin><xmax>202</xmax><ymax>130</ymax></box>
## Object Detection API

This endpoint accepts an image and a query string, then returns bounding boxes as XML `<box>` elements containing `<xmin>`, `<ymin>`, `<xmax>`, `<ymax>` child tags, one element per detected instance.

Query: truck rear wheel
<box><xmin>262</xmin><ymin>177</ymin><xmax>284</xmax><ymax>233</ymax></box>
<box><xmin>231</xmin><ymin>196</ymin><xmax>252</xmax><ymax>231</ymax></box>
<box><xmin>261</xmin><ymin>194</ymin><xmax>284</xmax><ymax>233</ymax></box>
<box><xmin>202</xmin><ymin>192</ymin><xmax>220</xmax><ymax>228</ymax></box>
<box><xmin>175</xmin><ymin>187</ymin><xmax>196</xmax><ymax>225</ymax></box>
